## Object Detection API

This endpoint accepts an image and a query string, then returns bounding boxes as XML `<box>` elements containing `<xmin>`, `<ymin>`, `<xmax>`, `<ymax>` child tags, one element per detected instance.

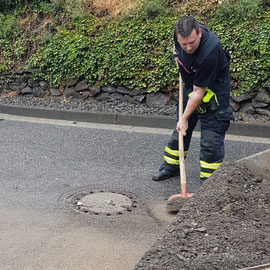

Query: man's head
<box><xmin>175</xmin><ymin>16</ymin><xmax>202</xmax><ymax>54</ymax></box>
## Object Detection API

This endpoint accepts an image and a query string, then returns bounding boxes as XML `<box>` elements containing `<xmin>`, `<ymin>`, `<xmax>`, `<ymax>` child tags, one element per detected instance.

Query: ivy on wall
<box><xmin>209</xmin><ymin>0</ymin><xmax>269</xmax><ymax>94</ymax></box>
<box><xmin>27</xmin><ymin>16</ymin><xmax>179</xmax><ymax>92</ymax></box>
<box><xmin>0</xmin><ymin>0</ymin><xmax>269</xmax><ymax>94</ymax></box>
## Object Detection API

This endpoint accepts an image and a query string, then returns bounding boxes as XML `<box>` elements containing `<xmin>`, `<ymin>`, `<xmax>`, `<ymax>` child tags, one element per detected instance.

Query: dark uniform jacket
<box><xmin>174</xmin><ymin>25</ymin><xmax>231</xmax><ymax>111</ymax></box>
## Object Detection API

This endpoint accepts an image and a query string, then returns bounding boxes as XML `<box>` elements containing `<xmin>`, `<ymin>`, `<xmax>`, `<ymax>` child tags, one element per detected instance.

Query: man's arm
<box><xmin>173</xmin><ymin>43</ymin><xmax>205</xmax><ymax>135</ymax></box>
<box><xmin>176</xmin><ymin>86</ymin><xmax>205</xmax><ymax>136</ymax></box>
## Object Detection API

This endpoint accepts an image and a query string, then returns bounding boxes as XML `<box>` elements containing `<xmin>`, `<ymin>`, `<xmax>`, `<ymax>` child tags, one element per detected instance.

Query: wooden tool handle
<box><xmin>178</xmin><ymin>74</ymin><xmax>187</xmax><ymax>188</ymax></box>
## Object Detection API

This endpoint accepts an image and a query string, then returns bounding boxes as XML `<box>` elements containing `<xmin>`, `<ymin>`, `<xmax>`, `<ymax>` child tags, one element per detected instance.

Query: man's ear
<box><xmin>198</xmin><ymin>28</ymin><xmax>202</xmax><ymax>38</ymax></box>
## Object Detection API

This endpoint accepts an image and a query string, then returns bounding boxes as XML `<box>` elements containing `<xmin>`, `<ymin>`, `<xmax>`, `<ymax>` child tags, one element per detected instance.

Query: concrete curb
<box><xmin>239</xmin><ymin>263</ymin><xmax>270</xmax><ymax>270</ymax></box>
<box><xmin>0</xmin><ymin>104</ymin><xmax>269</xmax><ymax>138</ymax></box>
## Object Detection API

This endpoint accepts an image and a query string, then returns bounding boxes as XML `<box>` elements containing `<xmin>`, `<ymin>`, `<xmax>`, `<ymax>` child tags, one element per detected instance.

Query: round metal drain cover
<box><xmin>59</xmin><ymin>186</ymin><xmax>140</xmax><ymax>216</ymax></box>
<box><xmin>79</xmin><ymin>192</ymin><xmax>132</xmax><ymax>214</ymax></box>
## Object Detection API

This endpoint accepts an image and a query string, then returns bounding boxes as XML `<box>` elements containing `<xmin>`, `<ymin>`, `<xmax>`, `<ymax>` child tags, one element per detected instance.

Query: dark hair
<box><xmin>175</xmin><ymin>15</ymin><xmax>199</xmax><ymax>37</ymax></box>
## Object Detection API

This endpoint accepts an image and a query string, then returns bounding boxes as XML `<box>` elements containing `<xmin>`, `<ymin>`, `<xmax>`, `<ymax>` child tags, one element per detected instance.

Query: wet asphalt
<box><xmin>0</xmin><ymin>115</ymin><xmax>269</xmax><ymax>270</ymax></box>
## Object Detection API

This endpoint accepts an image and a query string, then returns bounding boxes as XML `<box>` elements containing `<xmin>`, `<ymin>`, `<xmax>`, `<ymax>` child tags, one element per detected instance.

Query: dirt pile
<box><xmin>135</xmin><ymin>162</ymin><xmax>270</xmax><ymax>270</ymax></box>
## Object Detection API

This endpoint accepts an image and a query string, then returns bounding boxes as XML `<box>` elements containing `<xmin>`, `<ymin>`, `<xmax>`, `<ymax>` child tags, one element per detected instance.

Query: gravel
<box><xmin>0</xmin><ymin>96</ymin><xmax>177</xmax><ymax>117</ymax></box>
<box><xmin>135</xmin><ymin>162</ymin><xmax>270</xmax><ymax>270</ymax></box>
<box><xmin>0</xmin><ymin>96</ymin><xmax>269</xmax><ymax>124</ymax></box>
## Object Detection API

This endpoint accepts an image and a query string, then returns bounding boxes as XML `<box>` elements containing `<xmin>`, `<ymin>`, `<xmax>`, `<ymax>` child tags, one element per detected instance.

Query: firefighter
<box><xmin>152</xmin><ymin>15</ymin><xmax>234</xmax><ymax>182</ymax></box>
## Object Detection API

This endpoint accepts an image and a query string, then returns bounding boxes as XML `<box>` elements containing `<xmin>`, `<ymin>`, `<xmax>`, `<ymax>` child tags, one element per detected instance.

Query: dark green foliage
<box><xmin>138</xmin><ymin>0</ymin><xmax>172</xmax><ymax>19</ymax></box>
<box><xmin>0</xmin><ymin>0</ymin><xmax>51</xmax><ymax>13</ymax></box>
<box><xmin>209</xmin><ymin>0</ymin><xmax>269</xmax><ymax>94</ymax></box>
<box><xmin>32</xmin><ymin>0</ymin><xmax>66</xmax><ymax>15</ymax></box>
<box><xmin>28</xmin><ymin>16</ymin><xmax>179</xmax><ymax>91</ymax></box>
<box><xmin>0</xmin><ymin>14</ymin><xmax>20</xmax><ymax>39</ymax></box>
<box><xmin>0</xmin><ymin>0</ymin><xmax>269</xmax><ymax>95</ymax></box>
<box><xmin>215</xmin><ymin>0</ymin><xmax>262</xmax><ymax>21</ymax></box>
<box><xmin>0</xmin><ymin>14</ymin><xmax>20</xmax><ymax>70</ymax></box>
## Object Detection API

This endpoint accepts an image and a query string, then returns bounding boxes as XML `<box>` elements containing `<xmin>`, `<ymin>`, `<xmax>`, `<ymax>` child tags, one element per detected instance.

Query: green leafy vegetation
<box><xmin>209</xmin><ymin>0</ymin><xmax>269</xmax><ymax>94</ymax></box>
<box><xmin>28</xmin><ymin>16</ymin><xmax>178</xmax><ymax>91</ymax></box>
<box><xmin>0</xmin><ymin>0</ymin><xmax>51</xmax><ymax>13</ymax></box>
<box><xmin>0</xmin><ymin>0</ymin><xmax>269</xmax><ymax>94</ymax></box>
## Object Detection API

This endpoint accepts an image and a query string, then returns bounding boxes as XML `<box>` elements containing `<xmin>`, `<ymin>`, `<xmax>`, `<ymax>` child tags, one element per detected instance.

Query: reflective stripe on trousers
<box><xmin>199</xmin><ymin>115</ymin><xmax>228</xmax><ymax>181</ymax></box>
<box><xmin>160</xmin><ymin>111</ymin><xmax>198</xmax><ymax>173</ymax></box>
<box><xmin>200</xmin><ymin>160</ymin><xmax>222</xmax><ymax>180</ymax></box>
<box><xmin>160</xmin><ymin>107</ymin><xmax>230</xmax><ymax>180</ymax></box>
<box><xmin>163</xmin><ymin>146</ymin><xmax>188</xmax><ymax>165</ymax></box>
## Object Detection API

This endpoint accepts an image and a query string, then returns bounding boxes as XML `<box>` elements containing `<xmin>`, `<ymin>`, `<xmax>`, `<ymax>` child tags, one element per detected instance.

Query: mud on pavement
<box><xmin>135</xmin><ymin>160</ymin><xmax>270</xmax><ymax>270</ymax></box>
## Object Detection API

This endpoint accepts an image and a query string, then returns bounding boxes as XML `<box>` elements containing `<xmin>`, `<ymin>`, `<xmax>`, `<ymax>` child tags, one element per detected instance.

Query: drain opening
<box><xmin>59</xmin><ymin>187</ymin><xmax>140</xmax><ymax>216</ymax></box>
<box><xmin>76</xmin><ymin>192</ymin><xmax>133</xmax><ymax>215</ymax></box>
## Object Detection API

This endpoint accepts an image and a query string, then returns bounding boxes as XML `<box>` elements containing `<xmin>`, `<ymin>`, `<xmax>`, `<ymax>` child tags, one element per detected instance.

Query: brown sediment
<box><xmin>135</xmin><ymin>161</ymin><xmax>270</xmax><ymax>270</ymax></box>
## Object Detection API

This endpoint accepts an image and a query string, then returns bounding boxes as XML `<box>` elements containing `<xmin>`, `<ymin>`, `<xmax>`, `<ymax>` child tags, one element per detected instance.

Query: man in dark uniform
<box><xmin>152</xmin><ymin>15</ymin><xmax>234</xmax><ymax>182</ymax></box>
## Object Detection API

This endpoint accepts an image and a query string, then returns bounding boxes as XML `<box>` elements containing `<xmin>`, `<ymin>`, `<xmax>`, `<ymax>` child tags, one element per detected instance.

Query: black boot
<box><xmin>152</xmin><ymin>169</ymin><xmax>179</xmax><ymax>181</ymax></box>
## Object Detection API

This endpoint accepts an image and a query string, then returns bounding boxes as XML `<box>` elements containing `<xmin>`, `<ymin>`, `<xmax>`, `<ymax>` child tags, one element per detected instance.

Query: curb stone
<box><xmin>0</xmin><ymin>104</ymin><xmax>269</xmax><ymax>138</ymax></box>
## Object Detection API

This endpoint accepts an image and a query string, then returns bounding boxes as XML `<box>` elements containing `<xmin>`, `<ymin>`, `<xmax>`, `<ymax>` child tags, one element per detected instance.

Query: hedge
<box><xmin>0</xmin><ymin>0</ymin><xmax>269</xmax><ymax>94</ymax></box>
<box><xmin>27</xmin><ymin>16</ymin><xmax>179</xmax><ymax>92</ymax></box>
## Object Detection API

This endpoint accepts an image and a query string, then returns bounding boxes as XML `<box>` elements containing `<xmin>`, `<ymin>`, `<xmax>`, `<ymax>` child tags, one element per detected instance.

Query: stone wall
<box><xmin>0</xmin><ymin>71</ymin><xmax>269</xmax><ymax>120</ymax></box>
<box><xmin>229</xmin><ymin>89</ymin><xmax>270</xmax><ymax>120</ymax></box>
<box><xmin>0</xmin><ymin>71</ymin><xmax>177</xmax><ymax>107</ymax></box>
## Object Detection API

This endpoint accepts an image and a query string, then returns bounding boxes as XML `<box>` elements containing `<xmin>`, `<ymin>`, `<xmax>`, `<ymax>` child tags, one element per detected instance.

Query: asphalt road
<box><xmin>0</xmin><ymin>115</ymin><xmax>269</xmax><ymax>270</ymax></box>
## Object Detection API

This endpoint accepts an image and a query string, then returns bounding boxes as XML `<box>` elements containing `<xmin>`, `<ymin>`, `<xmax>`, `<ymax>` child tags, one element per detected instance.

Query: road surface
<box><xmin>0</xmin><ymin>114</ymin><xmax>269</xmax><ymax>270</ymax></box>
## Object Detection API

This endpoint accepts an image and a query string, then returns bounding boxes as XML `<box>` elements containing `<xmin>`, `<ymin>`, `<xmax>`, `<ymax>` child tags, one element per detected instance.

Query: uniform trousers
<box><xmin>160</xmin><ymin>104</ymin><xmax>231</xmax><ymax>182</ymax></box>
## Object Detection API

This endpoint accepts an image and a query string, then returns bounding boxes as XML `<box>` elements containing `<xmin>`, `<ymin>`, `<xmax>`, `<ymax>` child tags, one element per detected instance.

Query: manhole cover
<box><xmin>59</xmin><ymin>186</ymin><xmax>140</xmax><ymax>216</ymax></box>
<box><xmin>79</xmin><ymin>192</ymin><xmax>133</xmax><ymax>214</ymax></box>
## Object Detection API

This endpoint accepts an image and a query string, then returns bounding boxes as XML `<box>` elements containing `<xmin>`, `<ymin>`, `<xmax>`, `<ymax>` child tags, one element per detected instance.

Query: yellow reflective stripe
<box><xmin>203</xmin><ymin>88</ymin><xmax>214</xmax><ymax>103</ymax></box>
<box><xmin>197</xmin><ymin>105</ymin><xmax>206</xmax><ymax>113</ymax></box>
<box><xmin>200</xmin><ymin>160</ymin><xmax>222</xmax><ymax>166</ymax></box>
<box><xmin>165</xmin><ymin>146</ymin><xmax>179</xmax><ymax>157</ymax></box>
<box><xmin>200</xmin><ymin>161</ymin><xmax>222</xmax><ymax>170</ymax></box>
<box><xmin>164</xmin><ymin>147</ymin><xmax>188</xmax><ymax>157</ymax></box>
<box><xmin>163</xmin><ymin>155</ymin><xmax>179</xmax><ymax>165</ymax></box>
<box><xmin>200</xmin><ymin>172</ymin><xmax>212</xmax><ymax>178</ymax></box>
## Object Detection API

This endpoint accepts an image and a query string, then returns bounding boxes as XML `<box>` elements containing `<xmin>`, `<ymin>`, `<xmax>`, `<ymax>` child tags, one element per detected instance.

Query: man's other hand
<box><xmin>176</xmin><ymin>117</ymin><xmax>188</xmax><ymax>136</ymax></box>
